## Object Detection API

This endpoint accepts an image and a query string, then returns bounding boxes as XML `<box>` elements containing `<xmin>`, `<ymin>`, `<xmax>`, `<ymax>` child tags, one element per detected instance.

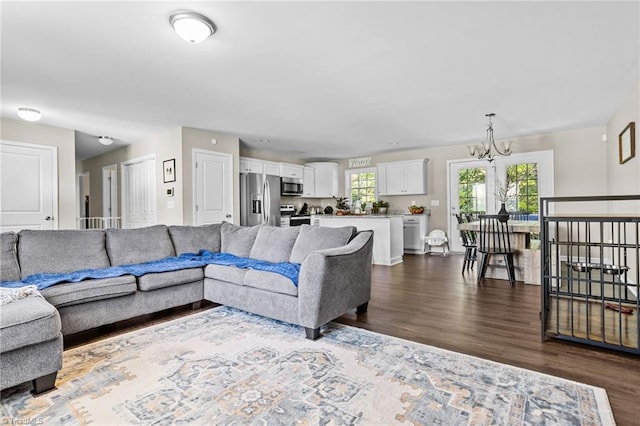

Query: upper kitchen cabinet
<box><xmin>262</xmin><ymin>160</ymin><xmax>280</xmax><ymax>176</ymax></box>
<box><xmin>305</xmin><ymin>162</ymin><xmax>339</xmax><ymax>198</ymax></box>
<box><xmin>377</xmin><ymin>159</ymin><xmax>428</xmax><ymax>195</ymax></box>
<box><xmin>239</xmin><ymin>157</ymin><xmax>264</xmax><ymax>174</ymax></box>
<box><xmin>279</xmin><ymin>163</ymin><xmax>304</xmax><ymax>179</ymax></box>
<box><xmin>303</xmin><ymin>166</ymin><xmax>315</xmax><ymax>197</ymax></box>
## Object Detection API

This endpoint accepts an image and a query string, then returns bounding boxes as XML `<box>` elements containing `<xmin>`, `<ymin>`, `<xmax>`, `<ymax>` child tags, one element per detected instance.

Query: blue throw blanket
<box><xmin>0</xmin><ymin>251</ymin><xmax>300</xmax><ymax>290</ymax></box>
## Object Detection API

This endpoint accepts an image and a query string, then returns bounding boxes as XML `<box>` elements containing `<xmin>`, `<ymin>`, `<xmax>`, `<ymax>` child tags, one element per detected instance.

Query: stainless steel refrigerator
<box><xmin>240</xmin><ymin>173</ymin><xmax>281</xmax><ymax>226</ymax></box>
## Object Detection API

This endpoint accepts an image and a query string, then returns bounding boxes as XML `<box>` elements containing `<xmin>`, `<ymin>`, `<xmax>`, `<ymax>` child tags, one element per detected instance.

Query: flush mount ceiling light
<box><xmin>169</xmin><ymin>10</ymin><xmax>216</xmax><ymax>43</ymax></box>
<box><xmin>17</xmin><ymin>107</ymin><xmax>41</xmax><ymax>122</ymax></box>
<box><xmin>98</xmin><ymin>136</ymin><xmax>114</xmax><ymax>146</ymax></box>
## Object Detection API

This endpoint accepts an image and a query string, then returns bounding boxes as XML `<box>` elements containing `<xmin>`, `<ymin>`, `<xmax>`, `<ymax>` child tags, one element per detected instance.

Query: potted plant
<box><xmin>333</xmin><ymin>196</ymin><xmax>350</xmax><ymax>215</ymax></box>
<box><xmin>373</xmin><ymin>200</ymin><xmax>389</xmax><ymax>215</ymax></box>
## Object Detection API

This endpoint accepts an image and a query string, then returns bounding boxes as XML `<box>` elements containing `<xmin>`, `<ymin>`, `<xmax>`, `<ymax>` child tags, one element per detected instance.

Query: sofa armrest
<box><xmin>297</xmin><ymin>230</ymin><xmax>373</xmax><ymax>329</ymax></box>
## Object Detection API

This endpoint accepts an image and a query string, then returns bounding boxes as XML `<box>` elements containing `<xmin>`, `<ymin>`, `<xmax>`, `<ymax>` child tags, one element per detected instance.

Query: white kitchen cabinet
<box><xmin>279</xmin><ymin>163</ymin><xmax>304</xmax><ymax>179</ymax></box>
<box><xmin>305</xmin><ymin>162</ymin><xmax>339</xmax><ymax>198</ymax></box>
<box><xmin>303</xmin><ymin>167</ymin><xmax>315</xmax><ymax>197</ymax></box>
<box><xmin>262</xmin><ymin>160</ymin><xmax>280</xmax><ymax>176</ymax></box>
<box><xmin>377</xmin><ymin>159</ymin><xmax>428</xmax><ymax>195</ymax></box>
<box><xmin>239</xmin><ymin>157</ymin><xmax>264</xmax><ymax>174</ymax></box>
<box><xmin>403</xmin><ymin>214</ymin><xmax>429</xmax><ymax>254</ymax></box>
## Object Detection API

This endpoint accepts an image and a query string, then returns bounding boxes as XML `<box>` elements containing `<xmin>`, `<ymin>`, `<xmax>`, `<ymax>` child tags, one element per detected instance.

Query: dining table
<box><xmin>458</xmin><ymin>220</ymin><xmax>541</xmax><ymax>284</ymax></box>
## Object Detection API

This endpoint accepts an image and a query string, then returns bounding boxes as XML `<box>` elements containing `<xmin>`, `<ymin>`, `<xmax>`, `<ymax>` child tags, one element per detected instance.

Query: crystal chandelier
<box><xmin>468</xmin><ymin>113</ymin><xmax>513</xmax><ymax>162</ymax></box>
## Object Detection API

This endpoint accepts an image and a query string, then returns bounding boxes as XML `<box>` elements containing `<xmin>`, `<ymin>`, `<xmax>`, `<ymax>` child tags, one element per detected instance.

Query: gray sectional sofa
<box><xmin>0</xmin><ymin>222</ymin><xmax>374</xmax><ymax>394</ymax></box>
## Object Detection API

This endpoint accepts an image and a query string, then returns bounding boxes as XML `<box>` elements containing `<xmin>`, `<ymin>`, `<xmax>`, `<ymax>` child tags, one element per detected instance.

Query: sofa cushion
<box><xmin>220</xmin><ymin>222</ymin><xmax>260</xmax><ymax>257</ymax></box>
<box><xmin>137</xmin><ymin>268</ymin><xmax>204</xmax><ymax>291</ymax></box>
<box><xmin>289</xmin><ymin>224</ymin><xmax>357</xmax><ymax>264</ymax></box>
<box><xmin>243</xmin><ymin>270</ymin><xmax>298</xmax><ymax>297</ymax></box>
<box><xmin>0</xmin><ymin>232</ymin><xmax>20</xmax><ymax>281</ymax></box>
<box><xmin>0</xmin><ymin>295</ymin><xmax>60</xmax><ymax>352</ymax></box>
<box><xmin>106</xmin><ymin>225</ymin><xmax>175</xmax><ymax>266</ymax></box>
<box><xmin>40</xmin><ymin>276</ymin><xmax>137</xmax><ymax>308</ymax></box>
<box><xmin>204</xmin><ymin>264</ymin><xmax>246</xmax><ymax>285</ymax></box>
<box><xmin>18</xmin><ymin>230</ymin><xmax>110</xmax><ymax>278</ymax></box>
<box><xmin>169</xmin><ymin>224</ymin><xmax>222</xmax><ymax>255</ymax></box>
<box><xmin>249</xmin><ymin>226</ymin><xmax>300</xmax><ymax>263</ymax></box>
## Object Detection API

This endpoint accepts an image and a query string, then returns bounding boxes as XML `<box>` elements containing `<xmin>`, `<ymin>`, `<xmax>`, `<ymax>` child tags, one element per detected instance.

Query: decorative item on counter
<box><xmin>352</xmin><ymin>195</ymin><xmax>361</xmax><ymax>214</ymax></box>
<box><xmin>360</xmin><ymin>201</ymin><xmax>367</xmax><ymax>213</ymax></box>
<box><xmin>299</xmin><ymin>203</ymin><xmax>308</xmax><ymax>215</ymax></box>
<box><xmin>409</xmin><ymin>205</ymin><xmax>425</xmax><ymax>214</ymax></box>
<box><xmin>324</xmin><ymin>205</ymin><xmax>333</xmax><ymax>215</ymax></box>
<box><xmin>372</xmin><ymin>200</ymin><xmax>389</xmax><ymax>215</ymax></box>
<box><xmin>333</xmin><ymin>196</ymin><xmax>350</xmax><ymax>215</ymax></box>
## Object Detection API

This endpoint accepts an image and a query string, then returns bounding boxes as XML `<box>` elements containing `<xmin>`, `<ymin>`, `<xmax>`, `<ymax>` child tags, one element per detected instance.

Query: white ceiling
<box><xmin>2</xmin><ymin>1</ymin><xmax>638</xmax><ymax>161</ymax></box>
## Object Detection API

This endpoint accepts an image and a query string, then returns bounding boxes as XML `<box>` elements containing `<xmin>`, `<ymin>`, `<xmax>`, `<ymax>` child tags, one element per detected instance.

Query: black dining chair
<box><xmin>477</xmin><ymin>214</ymin><xmax>516</xmax><ymax>287</ymax></box>
<box><xmin>455</xmin><ymin>214</ymin><xmax>477</xmax><ymax>274</ymax></box>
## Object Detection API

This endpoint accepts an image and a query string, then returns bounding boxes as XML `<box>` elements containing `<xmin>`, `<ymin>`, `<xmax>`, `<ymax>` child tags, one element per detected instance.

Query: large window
<box><xmin>347</xmin><ymin>168</ymin><xmax>377</xmax><ymax>205</ymax></box>
<box><xmin>458</xmin><ymin>167</ymin><xmax>486</xmax><ymax>214</ymax></box>
<box><xmin>506</xmin><ymin>162</ymin><xmax>539</xmax><ymax>213</ymax></box>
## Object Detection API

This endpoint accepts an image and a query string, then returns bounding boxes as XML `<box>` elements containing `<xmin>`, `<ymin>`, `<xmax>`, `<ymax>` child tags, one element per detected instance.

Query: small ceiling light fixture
<box><xmin>98</xmin><ymin>136</ymin><xmax>114</xmax><ymax>146</ymax></box>
<box><xmin>17</xmin><ymin>107</ymin><xmax>42</xmax><ymax>122</ymax></box>
<box><xmin>170</xmin><ymin>10</ymin><xmax>216</xmax><ymax>43</ymax></box>
<box><xmin>468</xmin><ymin>113</ymin><xmax>513</xmax><ymax>162</ymax></box>
<box><xmin>260</xmin><ymin>139</ymin><xmax>270</xmax><ymax>143</ymax></box>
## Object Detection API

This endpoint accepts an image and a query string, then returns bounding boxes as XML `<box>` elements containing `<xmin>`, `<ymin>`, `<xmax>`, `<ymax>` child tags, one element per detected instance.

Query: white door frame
<box><xmin>121</xmin><ymin>154</ymin><xmax>156</xmax><ymax>229</ymax></box>
<box><xmin>447</xmin><ymin>150</ymin><xmax>554</xmax><ymax>252</ymax></box>
<box><xmin>192</xmin><ymin>149</ymin><xmax>234</xmax><ymax>225</ymax></box>
<box><xmin>0</xmin><ymin>140</ymin><xmax>58</xmax><ymax>231</ymax></box>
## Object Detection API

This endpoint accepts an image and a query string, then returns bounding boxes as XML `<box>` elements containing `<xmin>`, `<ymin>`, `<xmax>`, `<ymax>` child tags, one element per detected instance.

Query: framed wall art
<box><xmin>163</xmin><ymin>159</ymin><xmax>176</xmax><ymax>183</ymax></box>
<box><xmin>619</xmin><ymin>121</ymin><xmax>635</xmax><ymax>164</ymax></box>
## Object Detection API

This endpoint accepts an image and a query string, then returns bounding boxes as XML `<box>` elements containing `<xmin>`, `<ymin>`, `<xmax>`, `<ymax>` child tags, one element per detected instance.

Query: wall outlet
<box><xmin>167</xmin><ymin>187</ymin><xmax>174</xmax><ymax>197</ymax></box>
<box><xmin>430</xmin><ymin>199</ymin><xmax>440</xmax><ymax>206</ymax></box>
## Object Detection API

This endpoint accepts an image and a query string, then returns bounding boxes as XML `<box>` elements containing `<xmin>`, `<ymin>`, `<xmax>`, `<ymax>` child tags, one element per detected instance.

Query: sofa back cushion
<box><xmin>289</xmin><ymin>224</ymin><xmax>357</xmax><ymax>264</ymax></box>
<box><xmin>220</xmin><ymin>222</ymin><xmax>260</xmax><ymax>257</ymax></box>
<box><xmin>17</xmin><ymin>230</ymin><xmax>110</xmax><ymax>278</ymax></box>
<box><xmin>106</xmin><ymin>225</ymin><xmax>175</xmax><ymax>266</ymax></box>
<box><xmin>169</xmin><ymin>224</ymin><xmax>222</xmax><ymax>255</ymax></box>
<box><xmin>249</xmin><ymin>225</ymin><xmax>300</xmax><ymax>263</ymax></box>
<box><xmin>0</xmin><ymin>232</ymin><xmax>21</xmax><ymax>281</ymax></box>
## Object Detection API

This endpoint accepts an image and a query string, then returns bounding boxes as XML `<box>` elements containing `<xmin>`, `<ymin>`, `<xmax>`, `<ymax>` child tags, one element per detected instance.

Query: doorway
<box><xmin>447</xmin><ymin>151</ymin><xmax>554</xmax><ymax>252</ymax></box>
<box><xmin>102</xmin><ymin>164</ymin><xmax>118</xmax><ymax>219</ymax></box>
<box><xmin>121</xmin><ymin>155</ymin><xmax>156</xmax><ymax>229</ymax></box>
<box><xmin>77</xmin><ymin>172</ymin><xmax>90</xmax><ymax>228</ymax></box>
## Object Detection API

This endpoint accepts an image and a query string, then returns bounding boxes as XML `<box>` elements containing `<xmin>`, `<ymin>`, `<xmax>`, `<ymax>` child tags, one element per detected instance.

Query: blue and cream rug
<box><xmin>1</xmin><ymin>306</ymin><xmax>614</xmax><ymax>425</ymax></box>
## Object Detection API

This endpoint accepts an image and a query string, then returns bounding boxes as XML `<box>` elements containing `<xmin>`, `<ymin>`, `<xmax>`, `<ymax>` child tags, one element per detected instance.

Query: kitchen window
<box><xmin>346</xmin><ymin>168</ymin><xmax>377</xmax><ymax>205</ymax></box>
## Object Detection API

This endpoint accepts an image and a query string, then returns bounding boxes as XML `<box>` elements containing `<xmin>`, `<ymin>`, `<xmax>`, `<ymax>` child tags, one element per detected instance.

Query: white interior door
<box><xmin>121</xmin><ymin>155</ymin><xmax>156</xmax><ymax>229</ymax></box>
<box><xmin>102</xmin><ymin>164</ymin><xmax>118</xmax><ymax>218</ymax></box>
<box><xmin>194</xmin><ymin>149</ymin><xmax>233</xmax><ymax>224</ymax></box>
<box><xmin>0</xmin><ymin>140</ymin><xmax>57</xmax><ymax>232</ymax></box>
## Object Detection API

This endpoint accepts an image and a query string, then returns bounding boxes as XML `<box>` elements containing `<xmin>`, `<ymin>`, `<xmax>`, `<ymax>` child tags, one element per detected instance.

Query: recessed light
<box><xmin>211</xmin><ymin>138</ymin><xmax>218</xmax><ymax>145</ymax></box>
<box><xmin>390</xmin><ymin>142</ymin><xmax>400</xmax><ymax>145</ymax></box>
<box><xmin>17</xmin><ymin>107</ymin><xmax>41</xmax><ymax>121</ymax></box>
<box><xmin>260</xmin><ymin>139</ymin><xmax>270</xmax><ymax>143</ymax></box>
<box><xmin>98</xmin><ymin>136</ymin><xmax>114</xmax><ymax>146</ymax></box>
<box><xmin>170</xmin><ymin>10</ymin><xmax>216</xmax><ymax>43</ymax></box>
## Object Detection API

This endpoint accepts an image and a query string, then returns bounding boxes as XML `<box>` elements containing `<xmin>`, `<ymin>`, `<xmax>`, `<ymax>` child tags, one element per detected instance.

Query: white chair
<box><xmin>424</xmin><ymin>229</ymin><xmax>450</xmax><ymax>255</ymax></box>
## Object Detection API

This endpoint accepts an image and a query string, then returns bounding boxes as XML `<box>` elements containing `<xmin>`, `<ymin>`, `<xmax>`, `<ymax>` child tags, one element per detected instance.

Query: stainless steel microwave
<box><xmin>281</xmin><ymin>177</ymin><xmax>303</xmax><ymax>196</ymax></box>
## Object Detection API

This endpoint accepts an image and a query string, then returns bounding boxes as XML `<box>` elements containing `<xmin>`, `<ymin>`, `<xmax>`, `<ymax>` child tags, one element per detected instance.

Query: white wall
<box><xmin>1</xmin><ymin>118</ymin><xmax>76</xmax><ymax>229</ymax></box>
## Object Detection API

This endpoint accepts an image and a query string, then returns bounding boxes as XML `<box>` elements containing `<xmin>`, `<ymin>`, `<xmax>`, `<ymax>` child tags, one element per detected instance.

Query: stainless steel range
<box><xmin>280</xmin><ymin>204</ymin><xmax>295</xmax><ymax>227</ymax></box>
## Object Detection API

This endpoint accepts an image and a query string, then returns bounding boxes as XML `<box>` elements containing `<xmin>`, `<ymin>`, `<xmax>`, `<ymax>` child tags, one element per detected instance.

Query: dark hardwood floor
<box><xmin>65</xmin><ymin>253</ymin><xmax>640</xmax><ymax>425</ymax></box>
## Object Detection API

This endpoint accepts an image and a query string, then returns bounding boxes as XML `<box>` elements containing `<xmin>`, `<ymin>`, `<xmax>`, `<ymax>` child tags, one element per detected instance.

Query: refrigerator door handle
<box><xmin>264</xmin><ymin>179</ymin><xmax>271</xmax><ymax>224</ymax></box>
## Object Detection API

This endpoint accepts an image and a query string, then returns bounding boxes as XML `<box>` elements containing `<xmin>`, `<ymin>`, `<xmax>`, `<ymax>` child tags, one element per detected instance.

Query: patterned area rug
<box><xmin>1</xmin><ymin>306</ymin><xmax>614</xmax><ymax>425</ymax></box>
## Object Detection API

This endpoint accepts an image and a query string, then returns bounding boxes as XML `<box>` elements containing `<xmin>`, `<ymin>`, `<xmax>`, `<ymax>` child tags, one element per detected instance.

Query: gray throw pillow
<box><xmin>169</xmin><ymin>224</ymin><xmax>222</xmax><ymax>255</ymax></box>
<box><xmin>289</xmin><ymin>224</ymin><xmax>357</xmax><ymax>264</ymax></box>
<box><xmin>249</xmin><ymin>226</ymin><xmax>300</xmax><ymax>263</ymax></box>
<box><xmin>106</xmin><ymin>225</ymin><xmax>175</xmax><ymax>265</ymax></box>
<box><xmin>220</xmin><ymin>222</ymin><xmax>260</xmax><ymax>257</ymax></box>
<box><xmin>0</xmin><ymin>232</ymin><xmax>21</xmax><ymax>281</ymax></box>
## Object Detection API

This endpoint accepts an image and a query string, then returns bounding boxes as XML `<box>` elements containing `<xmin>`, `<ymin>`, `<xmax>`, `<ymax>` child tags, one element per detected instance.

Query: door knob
<box><xmin>45</xmin><ymin>216</ymin><xmax>53</xmax><ymax>221</ymax></box>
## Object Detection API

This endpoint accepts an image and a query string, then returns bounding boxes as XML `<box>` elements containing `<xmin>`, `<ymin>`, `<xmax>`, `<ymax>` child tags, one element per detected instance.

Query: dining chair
<box><xmin>477</xmin><ymin>214</ymin><xmax>516</xmax><ymax>287</ymax></box>
<box><xmin>455</xmin><ymin>214</ymin><xmax>477</xmax><ymax>274</ymax></box>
